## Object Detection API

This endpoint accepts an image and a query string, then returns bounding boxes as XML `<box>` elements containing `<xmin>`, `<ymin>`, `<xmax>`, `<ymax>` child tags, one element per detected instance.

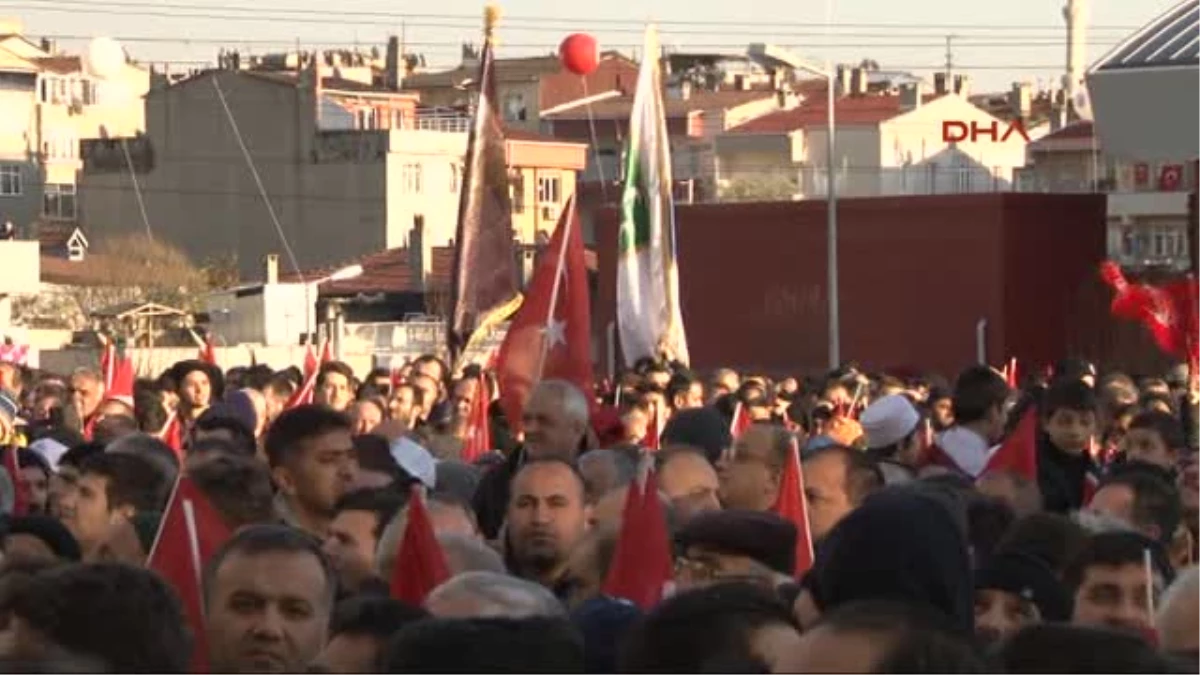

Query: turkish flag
<box><xmin>601</xmin><ymin>469</ymin><xmax>673</xmax><ymax>608</ymax></box>
<box><xmin>771</xmin><ymin>439</ymin><xmax>814</xmax><ymax>577</ymax></box>
<box><xmin>198</xmin><ymin>336</ymin><xmax>217</xmax><ymax>366</ymax></box>
<box><xmin>496</xmin><ymin>196</ymin><xmax>594</xmax><ymax>432</ymax></box>
<box><xmin>1160</xmin><ymin>164</ymin><xmax>1183</xmax><ymax>192</ymax></box>
<box><xmin>730</xmin><ymin>402</ymin><xmax>753</xmax><ymax>438</ymax></box>
<box><xmin>159</xmin><ymin>412</ymin><xmax>184</xmax><ymax>459</ymax></box>
<box><xmin>1134</xmin><ymin>163</ymin><xmax>1149</xmax><ymax>186</ymax></box>
<box><xmin>982</xmin><ymin>406</ymin><xmax>1038</xmax><ymax>482</ymax></box>
<box><xmin>460</xmin><ymin>375</ymin><xmax>493</xmax><ymax>463</ymax></box>
<box><xmin>390</xmin><ymin>485</ymin><xmax>451</xmax><ymax>605</ymax></box>
<box><xmin>1101</xmin><ymin>262</ymin><xmax>1199</xmax><ymax>363</ymax></box>
<box><xmin>146</xmin><ymin>476</ymin><xmax>233</xmax><ymax>674</ymax></box>
<box><xmin>288</xmin><ymin>341</ymin><xmax>333</xmax><ymax>409</ymax></box>
<box><xmin>642</xmin><ymin>401</ymin><xmax>663</xmax><ymax>451</ymax></box>
<box><xmin>4</xmin><ymin>448</ymin><xmax>29</xmax><ymax>517</ymax></box>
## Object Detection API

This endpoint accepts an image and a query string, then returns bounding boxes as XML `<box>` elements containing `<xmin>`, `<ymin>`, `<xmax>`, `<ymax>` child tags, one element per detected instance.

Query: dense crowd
<box><xmin>0</xmin><ymin>351</ymin><xmax>1196</xmax><ymax>673</ymax></box>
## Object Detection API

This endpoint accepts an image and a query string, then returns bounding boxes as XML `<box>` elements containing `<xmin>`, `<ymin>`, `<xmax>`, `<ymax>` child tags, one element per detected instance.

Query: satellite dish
<box><xmin>83</xmin><ymin>37</ymin><xmax>126</xmax><ymax>80</ymax></box>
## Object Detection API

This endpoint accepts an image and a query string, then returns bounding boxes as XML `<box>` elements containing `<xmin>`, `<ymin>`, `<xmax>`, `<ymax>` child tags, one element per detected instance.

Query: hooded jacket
<box><xmin>807</xmin><ymin>487</ymin><xmax>975</xmax><ymax>633</ymax></box>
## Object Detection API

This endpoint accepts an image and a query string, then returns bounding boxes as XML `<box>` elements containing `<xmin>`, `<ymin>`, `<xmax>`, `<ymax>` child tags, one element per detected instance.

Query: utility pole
<box><xmin>944</xmin><ymin>35</ymin><xmax>954</xmax><ymax>80</ymax></box>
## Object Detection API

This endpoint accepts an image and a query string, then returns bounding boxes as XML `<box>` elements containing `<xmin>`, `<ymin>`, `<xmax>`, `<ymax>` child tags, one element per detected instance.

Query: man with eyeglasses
<box><xmin>673</xmin><ymin>509</ymin><xmax>797</xmax><ymax>592</ymax></box>
<box><xmin>715</xmin><ymin>424</ymin><xmax>791</xmax><ymax>512</ymax></box>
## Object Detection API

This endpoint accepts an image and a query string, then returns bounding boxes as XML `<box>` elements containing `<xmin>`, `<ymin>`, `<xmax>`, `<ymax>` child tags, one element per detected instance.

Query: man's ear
<box><xmin>111</xmin><ymin>503</ymin><xmax>135</xmax><ymax>522</ymax></box>
<box><xmin>272</xmin><ymin>465</ymin><xmax>297</xmax><ymax>496</ymax></box>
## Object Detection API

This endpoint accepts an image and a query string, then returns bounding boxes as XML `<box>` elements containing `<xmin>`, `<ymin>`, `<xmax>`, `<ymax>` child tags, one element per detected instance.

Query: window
<box><xmin>401</xmin><ymin>163</ymin><xmax>423</xmax><ymax>194</ymax></box>
<box><xmin>357</xmin><ymin>108</ymin><xmax>379</xmax><ymax>130</ymax></box>
<box><xmin>43</xmin><ymin>183</ymin><xmax>76</xmax><ymax>220</ymax></box>
<box><xmin>503</xmin><ymin>93</ymin><xmax>527</xmax><ymax>123</ymax></box>
<box><xmin>0</xmin><ymin>165</ymin><xmax>21</xmax><ymax>196</ymax></box>
<box><xmin>509</xmin><ymin>170</ymin><xmax>525</xmax><ymax>213</ymax></box>
<box><xmin>537</xmin><ymin>175</ymin><xmax>561</xmax><ymax>205</ymax></box>
<box><xmin>42</xmin><ymin>134</ymin><xmax>78</xmax><ymax>160</ymax></box>
<box><xmin>450</xmin><ymin>164</ymin><xmax>461</xmax><ymax>193</ymax></box>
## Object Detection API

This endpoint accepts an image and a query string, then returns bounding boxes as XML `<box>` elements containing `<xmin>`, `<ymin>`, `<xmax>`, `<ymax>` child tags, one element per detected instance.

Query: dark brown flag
<box><xmin>447</xmin><ymin>31</ymin><xmax>522</xmax><ymax>364</ymax></box>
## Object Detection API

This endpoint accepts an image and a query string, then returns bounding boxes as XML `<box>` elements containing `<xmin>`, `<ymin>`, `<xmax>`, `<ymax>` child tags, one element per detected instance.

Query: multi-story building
<box><xmin>1017</xmin><ymin>121</ymin><xmax>1196</xmax><ymax>270</ymax></box>
<box><xmin>0</xmin><ymin>22</ymin><xmax>149</xmax><ymax>239</ymax></box>
<box><xmin>401</xmin><ymin>50</ymin><xmax>639</xmax><ymax>134</ymax></box>
<box><xmin>78</xmin><ymin>53</ymin><xmax>586</xmax><ymax>281</ymax></box>
<box><xmin>1085</xmin><ymin>0</ymin><xmax>1198</xmax><ymax>271</ymax></box>
<box><xmin>715</xmin><ymin>68</ymin><xmax>1030</xmax><ymax>199</ymax></box>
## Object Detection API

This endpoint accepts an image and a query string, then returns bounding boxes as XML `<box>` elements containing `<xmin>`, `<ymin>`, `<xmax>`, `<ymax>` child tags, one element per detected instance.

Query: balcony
<box><xmin>81</xmin><ymin>137</ymin><xmax>154</xmax><ymax>174</ymax></box>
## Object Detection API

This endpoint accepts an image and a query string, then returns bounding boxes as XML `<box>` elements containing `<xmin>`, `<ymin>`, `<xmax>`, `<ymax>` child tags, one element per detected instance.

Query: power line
<box><xmin>13</xmin><ymin>0</ymin><xmax>1140</xmax><ymax>32</ymax></box>
<box><xmin>34</xmin><ymin>33</ymin><xmax>1124</xmax><ymax>50</ymax></box>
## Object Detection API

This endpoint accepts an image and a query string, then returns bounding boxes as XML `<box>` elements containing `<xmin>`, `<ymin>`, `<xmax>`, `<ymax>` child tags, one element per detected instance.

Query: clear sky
<box><xmin>9</xmin><ymin>0</ymin><xmax>1183</xmax><ymax>93</ymax></box>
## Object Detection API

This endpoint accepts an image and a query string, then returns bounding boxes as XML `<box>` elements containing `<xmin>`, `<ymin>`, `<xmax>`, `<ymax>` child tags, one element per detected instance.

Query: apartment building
<box><xmin>78</xmin><ymin>54</ymin><xmax>586</xmax><ymax>280</ymax></box>
<box><xmin>0</xmin><ymin>22</ymin><xmax>149</xmax><ymax>238</ymax></box>
<box><xmin>716</xmin><ymin>68</ymin><xmax>1030</xmax><ymax>199</ymax></box>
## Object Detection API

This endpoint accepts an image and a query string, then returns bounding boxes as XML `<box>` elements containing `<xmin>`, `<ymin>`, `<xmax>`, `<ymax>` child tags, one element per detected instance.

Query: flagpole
<box><xmin>145</xmin><ymin>470</ymin><xmax>183</xmax><ymax>563</ymax></box>
<box><xmin>533</xmin><ymin>197</ymin><xmax>576</xmax><ymax>381</ymax></box>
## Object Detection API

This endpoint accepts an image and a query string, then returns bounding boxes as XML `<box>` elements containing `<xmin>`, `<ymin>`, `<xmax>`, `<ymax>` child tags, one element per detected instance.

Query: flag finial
<box><xmin>484</xmin><ymin>4</ymin><xmax>501</xmax><ymax>40</ymax></box>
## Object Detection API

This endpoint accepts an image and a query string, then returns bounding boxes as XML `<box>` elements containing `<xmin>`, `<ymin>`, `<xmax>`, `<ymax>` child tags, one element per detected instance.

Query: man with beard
<box><xmin>505</xmin><ymin>458</ymin><xmax>592</xmax><ymax>589</ymax></box>
<box><xmin>265</xmin><ymin>405</ymin><xmax>357</xmax><ymax>537</ymax></box>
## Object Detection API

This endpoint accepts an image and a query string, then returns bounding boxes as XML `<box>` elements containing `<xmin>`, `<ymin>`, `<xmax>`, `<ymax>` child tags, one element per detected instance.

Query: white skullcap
<box><xmin>390</xmin><ymin>436</ymin><xmax>438</xmax><ymax>489</ymax></box>
<box><xmin>859</xmin><ymin>394</ymin><xmax>920</xmax><ymax>450</ymax></box>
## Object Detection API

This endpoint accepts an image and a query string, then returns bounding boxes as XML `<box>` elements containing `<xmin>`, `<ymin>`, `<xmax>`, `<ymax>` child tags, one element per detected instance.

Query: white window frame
<box><xmin>402</xmin><ymin>163</ymin><xmax>423</xmax><ymax>194</ymax></box>
<box><xmin>0</xmin><ymin>165</ymin><xmax>21</xmax><ymax>196</ymax></box>
<box><xmin>43</xmin><ymin>183</ymin><xmax>77</xmax><ymax>220</ymax></box>
<box><xmin>536</xmin><ymin>175</ymin><xmax>561</xmax><ymax>205</ymax></box>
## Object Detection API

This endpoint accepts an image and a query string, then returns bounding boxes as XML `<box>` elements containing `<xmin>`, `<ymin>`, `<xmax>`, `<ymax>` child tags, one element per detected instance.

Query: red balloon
<box><xmin>559</xmin><ymin>33</ymin><xmax>599</xmax><ymax>76</ymax></box>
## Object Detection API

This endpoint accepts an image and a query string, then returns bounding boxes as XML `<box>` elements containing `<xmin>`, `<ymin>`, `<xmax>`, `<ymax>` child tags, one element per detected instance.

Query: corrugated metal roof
<box><xmin>1095</xmin><ymin>0</ymin><xmax>1199</xmax><ymax>71</ymax></box>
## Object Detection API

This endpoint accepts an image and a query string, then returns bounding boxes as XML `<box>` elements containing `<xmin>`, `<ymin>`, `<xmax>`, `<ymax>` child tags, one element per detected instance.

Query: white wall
<box><xmin>384</xmin><ymin>129</ymin><xmax>469</xmax><ymax>250</ymax></box>
<box><xmin>206</xmin><ymin>282</ymin><xmax>313</xmax><ymax>347</ymax></box>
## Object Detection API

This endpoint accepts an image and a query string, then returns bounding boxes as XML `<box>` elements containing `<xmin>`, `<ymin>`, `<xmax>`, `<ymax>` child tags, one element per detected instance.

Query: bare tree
<box><xmin>66</xmin><ymin>234</ymin><xmax>209</xmax><ymax>320</ymax></box>
<box><xmin>718</xmin><ymin>176</ymin><xmax>799</xmax><ymax>202</ymax></box>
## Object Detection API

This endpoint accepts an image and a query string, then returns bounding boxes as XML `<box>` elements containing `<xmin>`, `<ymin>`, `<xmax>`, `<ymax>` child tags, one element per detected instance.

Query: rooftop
<box><xmin>36</xmin><ymin>55</ymin><xmax>81</xmax><ymax>74</ymax></box>
<box><xmin>727</xmin><ymin>92</ymin><xmax>942</xmax><ymax>133</ymax></box>
<box><xmin>544</xmin><ymin>88</ymin><xmax>775</xmax><ymax>121</ymax></box>
<box><xmin>1095</xmin><ymin>0</ymin><xmax>1199</xmax><ymax>71</ymax></box>
<box><xmin>402</xmin><ymin>52</ymin><xmax>632</xmax><ymax>89</ymax></box>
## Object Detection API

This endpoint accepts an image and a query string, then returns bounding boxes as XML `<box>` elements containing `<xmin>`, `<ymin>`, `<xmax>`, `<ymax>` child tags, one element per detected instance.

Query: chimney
<box><xmin>677</xmin><ymin>80</ymin><xmax>692</xmax><ymax>100</ymax></box>
<box><xmin>835</xmin><ymin>64</ymin><xmax>850</xmax><ymax>96</ymax></box>
<box><xmin>933</xmin><ymin>72</ymin><xmax>948</xmax><ymax>95</ymax></box>
<box><xmin>899</xmin><ymin>82</ymin><xmax>923</xmax><ymax>112</ymax></box>
<box><xmin>1009</xmin><ymin>82</ymin><xmax>1032</xmax><ymax>119</ymax></box>
<box><xmin>408</xmin><ymin>216</ymin><xmax>427</xmax><ymax>291</ymax></box>
<box><xmin>953</xmin><ymin>74</ymin><xmax>970</xmax><ymax>98</ymax></box>
<box><xmin>39</xmin><ymin>37</ymin><xmax>54</xmax><ymax>54</ymax></box>
<box><xmin>264</xmin><ymin>254</ymin><xmax>279</xmax><ymax>284</ymax></box>
<box><xmin>850</xmin><ymin>67</ymin><xmax>867</xmax><ymax>96</ymax></box>
<box><xmin>385</xmin><ymin>36</ymin><xmax>400</xmax><ymax>90</ymax></box>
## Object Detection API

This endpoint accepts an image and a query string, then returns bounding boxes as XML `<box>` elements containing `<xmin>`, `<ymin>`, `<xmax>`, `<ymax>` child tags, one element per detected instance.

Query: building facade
<box><xmin>0</xmin><ymin>25</ymin><xmax>149</xmax><ymax>237</ymax></box>
<box><xmin>78</xmin><ymin>60</ymin><xmax>586</xmax><ymax>281</ymax></box>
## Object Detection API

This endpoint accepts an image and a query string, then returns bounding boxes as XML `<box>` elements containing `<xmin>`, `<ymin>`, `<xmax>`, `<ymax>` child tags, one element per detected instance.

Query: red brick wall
<box><xmin>592</xmin><ymin>193</ymin><xmax>1156</xmax><ymax>379</ymax></box>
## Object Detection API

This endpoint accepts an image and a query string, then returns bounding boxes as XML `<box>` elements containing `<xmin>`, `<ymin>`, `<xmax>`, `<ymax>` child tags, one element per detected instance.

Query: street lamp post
<box><xmin>747</xmin><ymin>41</ymin><xmax>840</xmax><ymax>369</ymax></box>
<box><xmin>303</xmin><ymin>264</ymin><xmax>364</xmax><ymax>347</ymax></box>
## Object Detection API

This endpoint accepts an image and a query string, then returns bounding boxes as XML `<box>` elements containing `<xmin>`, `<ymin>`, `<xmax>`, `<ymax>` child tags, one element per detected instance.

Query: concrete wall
<box><xmin>1089</xmin><ymin>66</ymin><xmax>1199</xmax><ymax>162</ymax></box>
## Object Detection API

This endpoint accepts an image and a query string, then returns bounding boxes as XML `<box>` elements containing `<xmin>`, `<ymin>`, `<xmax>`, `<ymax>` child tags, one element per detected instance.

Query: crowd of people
<box><xmin>0</xmin><ymin>350</ymin><xmax>1196</xmax><ymax>673</ymax></box>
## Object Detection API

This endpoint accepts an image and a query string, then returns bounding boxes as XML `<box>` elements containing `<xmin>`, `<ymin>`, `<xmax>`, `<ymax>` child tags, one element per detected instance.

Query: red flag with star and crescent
<box><xmin>496</xmin><ymin>195</ymin><xmax>594</xmax><ymax>432</ymax></box>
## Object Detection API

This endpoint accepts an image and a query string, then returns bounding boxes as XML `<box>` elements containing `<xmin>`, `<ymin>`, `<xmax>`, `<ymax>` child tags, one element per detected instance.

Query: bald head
<box><xmin>424</xmin><ymin>571</ymin><xmax>565</xmax><ymax>619</ymax></box>
<box><xmin>523</xmin><ymin>380</ymin><xmax>591</xmax><ymax>459</ymax></box>
<box><xmin>657</xmin><ymin>449</ymin><xmax>721</xmax><ymax>523</ymax></box>
<box><xmin>578</xmin><ymin>450</ymin><xmax>636</xmax><ymax>503</ymax></box>
<box><xmin>1157</xmin><ymin>565</ymin><xmax>1199</xmax><ymax>653</ymax></box>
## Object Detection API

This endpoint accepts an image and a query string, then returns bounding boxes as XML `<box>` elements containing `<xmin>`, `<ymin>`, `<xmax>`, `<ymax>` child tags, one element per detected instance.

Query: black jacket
<box><xmin>472</xmin><ymin>446</ymin><xmax>524</xmax><ymax>540</ymax></box>
<box><xmin>1037</xmin><ymin>434</ymin><xmax>1094</xmax><ymax>514</ymax></box>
